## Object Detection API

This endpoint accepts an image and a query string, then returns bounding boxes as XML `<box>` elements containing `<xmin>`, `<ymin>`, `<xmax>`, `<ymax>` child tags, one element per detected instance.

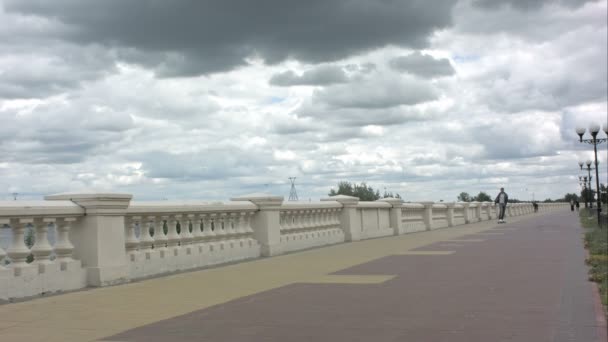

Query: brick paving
<box><xmin>105</xmin><ymin>211</ymin><xmax>605</xmax><ymax>342</ymax></box>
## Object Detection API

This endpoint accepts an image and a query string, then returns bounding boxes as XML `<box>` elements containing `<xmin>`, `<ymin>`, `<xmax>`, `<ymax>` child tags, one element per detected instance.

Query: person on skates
<box><xmin>494</xmin><ymin>187</ymin><xmax>509</xmax><ymax>223</ymax></box>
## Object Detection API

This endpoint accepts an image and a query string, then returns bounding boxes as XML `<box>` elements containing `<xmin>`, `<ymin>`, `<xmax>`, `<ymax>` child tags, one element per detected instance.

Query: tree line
<box><xmin>328</xmin><ymin>181</ymin><xmax>401</xmax><ymax>201</ymax></box>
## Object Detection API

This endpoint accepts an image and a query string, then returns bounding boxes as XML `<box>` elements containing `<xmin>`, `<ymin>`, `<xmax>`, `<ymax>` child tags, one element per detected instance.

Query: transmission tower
<box><xmin>288</xmin><ymin>177</ymin><xmax>299</xmax><ymax>201</ymax></box>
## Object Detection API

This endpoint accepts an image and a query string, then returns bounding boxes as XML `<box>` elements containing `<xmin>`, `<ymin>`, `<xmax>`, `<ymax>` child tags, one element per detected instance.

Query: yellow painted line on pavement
<box><xmin>397</xmin><ymin>251</ymin><xmax>455</xmax><ymax>255</ymax></box>
<box><xmin>300</xmin><ymin>275</ymin><xmax>396</xmax><ymax>284</ymax></box>
<box><xmin>447</xmin><ymin>239</ymin><xmax>485</xmax><ymax>242</ymax></box>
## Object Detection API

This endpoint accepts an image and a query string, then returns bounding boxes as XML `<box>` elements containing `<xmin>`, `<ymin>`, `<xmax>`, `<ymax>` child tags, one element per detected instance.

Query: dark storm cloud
<box><xmin>389</xmin><ymin>52</ymin><xmax>455</xmax><ymax>78</ymax></box>
<box><xmin>0</xmin><ymin>43</ymin><xmax>117</xmax><ymax>99</ymax></box>
<box><xmin>4</xmin><ymin>0</ymin><xmax>457</xmax><ymax>76</ymax></box>
<box><xmin>269</xmin><ymin>65</ymin><xmax>349</xmax><ymax>86</ymax></box>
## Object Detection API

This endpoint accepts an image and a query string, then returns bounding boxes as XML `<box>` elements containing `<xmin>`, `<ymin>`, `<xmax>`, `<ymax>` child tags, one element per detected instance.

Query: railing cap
<box><xmin>420</xmin><ymin>201</ymin><xmax>434</xmax><ymax>208</ymax></box>
<box><xmin>44</xmin><ymin>192</ymin><xmax>132</xmax><ymax>214</ymax></box>
<box><xmin>231</xmin><ymin>193</ymin><xmax>284</xmax><ymax>208</ymax></box>
<box><xmin>321</xmin><ymin>195</ymin><xmax>359</xmax><ymax>206</ymax></box>
<box><xmin>377</xmin><ymin>198</ymin><xmax>404</xmax><ymax>207</ymax></box>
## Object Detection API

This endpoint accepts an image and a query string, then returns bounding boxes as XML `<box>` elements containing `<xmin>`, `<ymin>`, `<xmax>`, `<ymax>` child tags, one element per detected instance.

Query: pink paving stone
<box><xmin>104</xmin><ymin>211</ymin><xmax>604</xmax><ymax>342</ymax></box>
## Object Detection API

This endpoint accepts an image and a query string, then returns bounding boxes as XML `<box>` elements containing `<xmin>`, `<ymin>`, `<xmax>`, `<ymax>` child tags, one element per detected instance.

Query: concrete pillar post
<box><xmin>323</xmin><ymin>195</ymin><xmax>360</xmax><ymax>242</ymax></box>
<box><xmin>379</xmin><ymin>198</ymin><xmax>404</xmax><ymax>235</ymax></box>
<box><xmin>421</xmin><ymin>202</ymin><xmax>434</xmax><ymax>230</ymax></box>
<box><xmin>231</xmin><ymin>193</ymin><xmax>284</xmax><ymax>257</ymax></box>
<box><xmin>462</xmin><ymin>202</ymin><xmax>471</xmax><ymax>223</ymax></box>
<box><xmin>471</xmin><ymin>202</ymin><xmax>482</xmax><ymax>221</ymax></box>
<box><xmin>446</xmin><ymin>203</ymin><xmax>455</xmax><ymax>227</ymax></box>
<box><xmin>45</xmin><ymin>193</ymin><xmax>132</xmax><ymax>287</ymax></box>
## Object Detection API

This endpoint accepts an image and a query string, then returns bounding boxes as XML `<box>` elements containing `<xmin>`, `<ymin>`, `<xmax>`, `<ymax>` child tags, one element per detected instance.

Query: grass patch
<box><xmin>580</xmin><ymin>208</ymin><xmax>608</xmax><ymax>309</ymax></box>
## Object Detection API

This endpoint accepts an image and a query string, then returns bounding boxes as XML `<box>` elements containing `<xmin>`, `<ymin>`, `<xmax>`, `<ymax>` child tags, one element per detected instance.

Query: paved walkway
<box><xmin>0</xmin><ymin>211</ymin><xmax>605</xmax><ymax>341</ymax></box>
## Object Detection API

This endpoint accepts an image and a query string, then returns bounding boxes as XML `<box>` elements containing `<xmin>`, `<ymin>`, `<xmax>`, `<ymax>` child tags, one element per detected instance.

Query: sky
<box><xmin>0</xmin><ymin>0</ymin><xmax>606</xmax><ymax>202</ymax></box>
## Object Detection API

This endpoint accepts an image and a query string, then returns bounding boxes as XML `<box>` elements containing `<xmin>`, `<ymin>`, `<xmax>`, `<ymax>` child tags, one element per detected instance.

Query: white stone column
<box><xmin>231</xmin><ymin>193</ymin><xmax>283</xmax><ymax>257</ymax></box>
<box><xmin>446</xmin><ymin>203</ymin><xmax>455</xmax><ymax>227</ymax></box>
<box><xmin>322</xmin><ymin>195</ymin><xmax>360</xmax><ymax>242</ymax></box>
<box><xmin>462</xmin><ymin>202</ymin><xmax>471</xmax><ymax>223</ymax></box>
<box><xmin>45</xmin><ymin>193</ymin><xmax>132</xmax><ymax>287</ymax></box>
<box><xmin>420</xmin><ymin>202</ymin><xmax>434</xmax><ymax>230</ymax></box>
<box><xmin>471</xmin><ymin>202</ymin><xmax>482</xmax><ymax>221</ymax></box>
<box><xmin>379</xmin><ymin>198</ymin><xmax>404</xmax><ymax>235</ymax></box>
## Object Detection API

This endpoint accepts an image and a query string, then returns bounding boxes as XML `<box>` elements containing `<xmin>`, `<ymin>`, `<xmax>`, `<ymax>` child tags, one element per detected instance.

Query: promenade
<box><xmin>0</xmin><ymin>210</ymin><xmax>604</xmax><ymax>342</ymax></box>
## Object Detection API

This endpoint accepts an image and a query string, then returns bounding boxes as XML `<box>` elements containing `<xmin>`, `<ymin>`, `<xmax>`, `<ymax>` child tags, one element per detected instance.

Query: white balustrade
<box><xmin>279</xmin><ymin>202</ymin><xmax>344</xmax><ymax>253</ymax></box>
<box><xmin>0</xmin><ymin>200</ymin><xmax>85</xmax><ymax>300</ymax></box>
<box><xmin>0</xmin><ymin>194</ymin><xmax>564</xmax><ymax>301</ymax></box>
<box><xmin>123</xmin><ymin>200</ymin><xmax>260</xmax><ymax>279</ymax></box>
<box><xmin>401</xmin><ymin>204</ymin><xmax>426</xmax><ymax>233</ymax></box>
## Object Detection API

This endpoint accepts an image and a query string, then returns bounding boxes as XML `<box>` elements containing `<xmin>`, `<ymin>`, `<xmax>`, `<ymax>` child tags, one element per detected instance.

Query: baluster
<box><xmin>125</xmin><ymin>216</ymin><xmax>140</xmax><ymax>253</ymax></box>
<box><xmin>139</xmin><ymin>216</ymin><xmax>154</xmax><ymax>251</ymax></box>
<box><xmin>245</xmin><ymin>212</ymin><xmax>254</xmax><ymax>234</ymax></box>
<box><xmin>306</xmin><ymin>210</ymin><xmax>314</xmax><ymax>230</ymax></box>
<box><xmin>297</xmin><ymin>211</ymin><xmax>305</xmax><ymax>230</ymax></box>
<box><xmin>313</xmin><ymin>209</ymin><xmax>320</xmax><ymax>228</ymax></box>
<box><xmin>283</xmin><ymin>212</ymin><xmax>291</xmax><ymax>231</ymax></box>
<box><xmin>202</xmin><ymin>214</ymin><xmax>215</xmax><ymax>239</ymax></box>
<box><xmin>229</xmin><ymin>213</ymin><xmax>238</xmax><ymax>236</ymax></box>
<box><xmin>31</xmin><ymin>218</ymin><xmax>54</xmax><ymax>267</ymax></box>
<box><xmin>7</xmin><ymin>218</ymin><xmax>32</xmax><ymax>268</ymax></box>
<box><xmin>304</xmin><ymin>210</ymin><xmax>312</xmax><ymax>230</ymax></box>
<box><xmin>328</xmin><ymin>209</ymin><xmax>335</xmax><ymax>226</ymax></box>
<box><xmin>191</xmin><ymin>214</ymin><xmax>203</xmax><ymax>244</ymax></box>
<box><xmin>180</xmin><ymin>215</ymin><xmax>193</xmax><ymax>245</ymax></box>
<box><xmin>166</xmin><ymin>215</ymin><xmax>181</xmax><ymax>248</ymax></box>
<box><xmin>152</xmin><ymin>216</ymin><xmax>168</xmax><ymax>250</ymax></box>
<box><xmin>217</xmin><ymin>213</ymin><xmax>227</xmax><ymax>238</ymax></box>
<box><xmin>334</xmin><ymin>209</ymin><xmax>341</xmax><ymax>226</ymax></box>
<box><xmin>227</xmin><ymin>213</ymin><xmax>237</xmax><ymax>236</ymax></box>
<box><xmin>237</xmin><ymin>212</ymin><xmax>247</xmax><ymax>234</ymax></box>
<box><xmin>279</xmin><ymin>212</ymin><xmax>286</xmax><ymax>231</ymax></box>
<box><xmin>54</xmin><ymin>218</ymin><xmax>76</xmax><ymax>266</ymax></box>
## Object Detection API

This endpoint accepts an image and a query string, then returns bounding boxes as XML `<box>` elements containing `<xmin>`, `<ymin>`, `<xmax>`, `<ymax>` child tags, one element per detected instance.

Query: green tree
<box><xmin>329</xmin><ymin>181</ymin><xmax>397</xmax><ymax>201</ymax></box>
<box><xmin>457</xmin><ymin>192</ymin><xmax>471</xmax><ymax>202</ymax></box>
<box><xmin>581</xmin><ymin>188</ymin><xmax>594</xmax><ymax>204</ymax></box>
<box><xmin>563</xmin><ymin>193</ymin><xmax>578</xmax><ymax>203</ymax></box>
<box><xmin>474</xmin><ymin>192</ymin><xmax>492</xmax><ymax>202</ymax></box>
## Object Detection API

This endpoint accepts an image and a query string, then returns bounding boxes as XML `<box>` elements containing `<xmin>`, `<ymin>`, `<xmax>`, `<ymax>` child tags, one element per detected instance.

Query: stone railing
<box><xmin>124</xmin><ymin>201</ymin><xmax>260</xmax><ymax>280</ymax></box>
<box><xmin>0</xmin><ymin>200</ymin><xmax>86</xmax><ymax>300</ymax></box>
<box><xmin>0</xmin><ymin>192</ymin><xmax>568</xmax><ymax>301</ymax></box>
<box><xmin>279</xmin><ymin>201</ymin><xmax>344</xmax><ymax>253</ymax></box>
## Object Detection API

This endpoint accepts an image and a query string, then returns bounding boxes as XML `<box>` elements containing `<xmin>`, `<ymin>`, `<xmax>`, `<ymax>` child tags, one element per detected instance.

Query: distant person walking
<box><xmin>575</xmin><ymin>200</ymin><xmax>580</xmax><ymax>212</ymax></box>
<box><xmin>494</xmin><ymin>187</ymin><xmax>509</xmax><ymax>223</ymax></box>
<box><xmin>570</xmin><ymin>200</ymin><xmax>575</xmax><ymax>211</ymax></box>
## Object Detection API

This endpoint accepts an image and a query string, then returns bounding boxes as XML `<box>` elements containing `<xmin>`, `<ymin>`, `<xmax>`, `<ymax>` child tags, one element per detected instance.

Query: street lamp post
<box><xmin>576</xmin><ymin>123</ymin><xmax>608</xmax><ymax>225</ymax></box>
<box><xmin>578</xmin><ymin>176</ymin><xmax>589</xmax><ymax>208</ymax></box>
<box><xmin>578</xmin><ymin>160</ymin><xmax>595</xmax><ymax>208</ymax></box>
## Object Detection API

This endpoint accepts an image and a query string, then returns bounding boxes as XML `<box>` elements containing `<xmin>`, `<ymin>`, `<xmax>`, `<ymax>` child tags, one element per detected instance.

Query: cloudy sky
<box><xmin>0</xmin><ymin>0</ymin><xmax>606</xmax><ymax>202</ymax></box>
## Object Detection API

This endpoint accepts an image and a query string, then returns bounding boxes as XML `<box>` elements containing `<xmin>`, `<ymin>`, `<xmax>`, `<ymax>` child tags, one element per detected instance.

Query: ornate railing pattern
<box><xmin>124</xmin><ymin>201</ymin><xmax>259</xmax><ymax>279</ymax></box>
<box><xmin>0</xmin><ymin>201</ymin><xmax>85</xmax><ymax>299</ymax></box>
<box><xmin>401</xmin><ymin>203</ymin><xmax>426</xmax><ymax>233</ymax></box>
<box><xmin>279</xmin><ymin>202</ymin><xmax>344</xmax><ymax>252</ymax></box>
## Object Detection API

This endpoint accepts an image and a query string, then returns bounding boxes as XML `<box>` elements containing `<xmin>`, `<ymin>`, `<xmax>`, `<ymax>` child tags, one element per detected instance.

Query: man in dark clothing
<box><xmin>494</xmin><ymin>187</ymin><xmax>509</xmax><ymax>223</ymax></box>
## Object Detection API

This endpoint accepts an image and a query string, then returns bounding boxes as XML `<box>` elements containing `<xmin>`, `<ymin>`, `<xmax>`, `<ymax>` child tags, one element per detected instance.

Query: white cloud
<box><xmin>0</xmin><ymin>0</ymin><xmax>606</xmax><ymax>202</ymax></box>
